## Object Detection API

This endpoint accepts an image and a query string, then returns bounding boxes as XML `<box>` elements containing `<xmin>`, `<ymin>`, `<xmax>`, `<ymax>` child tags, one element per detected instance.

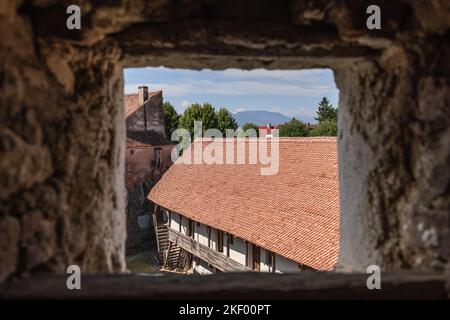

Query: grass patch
<box><xmin>126</xmin><ymin>251</ymin><xmax>161</xmax><ymax>274</ymax></box>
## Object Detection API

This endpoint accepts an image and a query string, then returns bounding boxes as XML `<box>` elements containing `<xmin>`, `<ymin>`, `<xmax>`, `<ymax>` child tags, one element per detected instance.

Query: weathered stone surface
<box><xmin>0</xmin><ymin>128</ymin><xmax>53</xmax><ymax>200</ymax></box>
<box><xmin>21</xmin><ymin>211</ymin><xmax>57</xmax><ymax>270</ymax></box>
<box><xmin>1</xmin><ymin>4</ymin><xmax>127</xmax><ymax>281</ymax></box>
<box><xmin>2</xmin><ymin>272</ymin><xmax>447</xmax><ymax>300</ymax></box>
<box><xmin>0</xmin><ymin>0</ymin><xmax>448</xmax><ymax>282</ymax></box>
<box><xmin>126</xmin><ymin>91</ymin><xmax>165</xmax><ymax>134</ymax></box>
<box><xmin>0</xmin><ymin>216</ymin><xmax>20</xmax><ymax>282</ymax></box>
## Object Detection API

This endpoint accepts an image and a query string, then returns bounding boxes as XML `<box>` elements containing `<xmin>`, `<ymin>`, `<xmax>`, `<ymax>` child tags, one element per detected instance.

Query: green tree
<box><xmin>216</xmin><ymin>108</ymin><xmax>238</xmax><ymax>136</ymax></box>
<box><xmin>162</xmin><ymin>102</ymin><xmax>180</xmax><ymax>140</ymax></box>
<box><xmin>279</xmin><ymin>117</ymin><xmax>309</xmax><ymax>137</ymax></box>
<box><xmin>314</xmin><ymin>97</ymin><xmax>338</xmax><ymax>123</ymax></box>
<box><xmin>312</xmin><ymin>119</ymin><xmax>338</xmax><ymax>136</ymax></box>
<box><xmin>200</xmin><ymin>103</ymin><xmax>218</xmax><ymax>130</ymax></box>
<box><xmin>179</xmin><ymin>102</ymin><xmax>218</xmax><ymax>138</ymax></box>
<box><xmin>236</xmin><ymin>122</ymin><xmax>259</xmax><ymax>137</ymax></box>
<box><xmin>242</xmin><ymin>123</ymin><xmax>259</xmax><ymax>136</ymax></box>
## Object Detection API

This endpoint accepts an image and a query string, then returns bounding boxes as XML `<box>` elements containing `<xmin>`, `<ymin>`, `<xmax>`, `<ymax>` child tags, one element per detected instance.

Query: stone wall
<box><xmin>126</xmin><ymin>91</ymin><xmax>165</xmax><ymax>134</ymax></box>
<box><xmin>0</xmin><ymin>0</ymin><xmax>448</xmax><ymax>282</ymax></box>
<box><xmin>0</xmin><ymin>2</ymin><xmax>127</xmax><ymax>282</ymax></box>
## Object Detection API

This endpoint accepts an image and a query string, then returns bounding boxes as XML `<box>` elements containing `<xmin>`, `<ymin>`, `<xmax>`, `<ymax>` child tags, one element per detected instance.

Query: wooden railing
<box><xmin>168</xmin><ymin>228</ymin><xmax>252</xmax><ymax>272</ymax></box>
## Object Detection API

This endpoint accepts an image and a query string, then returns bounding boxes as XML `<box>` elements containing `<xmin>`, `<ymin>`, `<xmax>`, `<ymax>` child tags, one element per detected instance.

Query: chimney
<box><xmin>138</xmin><ymin>85</ymin><xmax>148</xmax><ymax>105</ymax></box>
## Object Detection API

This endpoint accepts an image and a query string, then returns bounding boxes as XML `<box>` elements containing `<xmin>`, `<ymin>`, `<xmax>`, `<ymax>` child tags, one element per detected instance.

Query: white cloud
<box><xmin>146</xmin><ymin>79</ymin><xmax>334</xmax><ymax>97</ymax></box>
<box><xmin>270</xmin><ymin>106</ymin><xmax>282</xmax><ymax>113</ymax></box>
<box><xmin>220</xmin><ymin>68</ymin><xmax>333</xmax><ymax>83</ymax></box>
<box><xmin>125</xmin><ymin>67</ymin><xmax>337</xmax><ymax>99</ymax></box>
<box><xmin>125</xmin><ymin>83</ymin><xmax>196</xmax><ymax>96</ymax></box>
<box><xmin>235</xmin><ymin>108</ymin><xmax>246</xmax><ymax>112</ymax></box>
<box><xmin>124</xmin><ymin>84</ymin><xmax>139</xmax><ymax>94</ymax></box>
<box><xmin>181</xmin><ymin>100</ymin><xmax>191</xmax><ymax>109</ymax></box>
<box><xmin>285</xmin><ymin>107</ymin><xmax>317</xmax><ymax>118</ymax></box>
<box><xmin>268</xmin><ymin>106</ymin><xmax>316</xmax><ymax>119</ymax></box>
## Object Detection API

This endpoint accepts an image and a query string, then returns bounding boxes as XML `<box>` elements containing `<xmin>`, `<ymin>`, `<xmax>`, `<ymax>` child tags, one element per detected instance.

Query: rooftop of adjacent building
<box><xmin>124</xmin><ymin>88</ymin><xmax>162</xmax><ymax>118</ymax></box>
<box><xmin>149</xmin><ymin>137</ymin><xmax>339</xmax><ymax>271</ymax></box>
<box><xmin>125</xmin><ymin>85</ymin><xmax>168</xmax><ymax>147</ymax></box>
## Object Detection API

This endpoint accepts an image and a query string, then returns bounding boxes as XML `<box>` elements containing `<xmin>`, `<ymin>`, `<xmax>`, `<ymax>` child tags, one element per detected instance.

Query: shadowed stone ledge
<box><xmin>1</xmin><ymin>272</ymin><xmax>447</xmax><ymax>300</ymax></box>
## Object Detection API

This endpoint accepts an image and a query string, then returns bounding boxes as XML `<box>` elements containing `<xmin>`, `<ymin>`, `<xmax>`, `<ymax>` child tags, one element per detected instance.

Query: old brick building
<box><xmin>125</xmin><ymin>86</ymin><xmax>173</xmax><ymax>254</ymax></box>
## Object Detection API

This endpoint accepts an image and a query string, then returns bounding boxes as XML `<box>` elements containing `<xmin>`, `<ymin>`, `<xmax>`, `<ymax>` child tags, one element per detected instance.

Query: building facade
<box><xmin>154</xmin><ymin>208</ymin><xmax>309</xmax><ymax>274</ymax></box>
<box><xmin>125</xmin><ymin>86</ymin><xmax>173</xmax><ymax>254</ymax></box>
<box><xmin>257</xmin><ymin>124</ymin><xmax>282</xmax><ymax>138</ymax></box>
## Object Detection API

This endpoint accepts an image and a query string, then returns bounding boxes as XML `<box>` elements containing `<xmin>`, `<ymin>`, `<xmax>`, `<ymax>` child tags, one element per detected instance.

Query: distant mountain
<box><xmin>233</xmin><ymin>110</ymin><xmax>316</xmax><ymax>127</ymax></box>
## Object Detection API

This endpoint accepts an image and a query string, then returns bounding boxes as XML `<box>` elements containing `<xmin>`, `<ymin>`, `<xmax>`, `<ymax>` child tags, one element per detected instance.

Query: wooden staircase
<box><xmin>156</xmin><ymin>225</ymin><xmax>169</xmax><ymax>256</ymax></box>
<box><xmin>164</xmin><ymin>242</ymin><xmax>182</xmax><ymax>270</ymax></box>
<box><xmin>155</xmin><ymin>223</ymin><xmax>188</xmax><ymax>271</ymax></box>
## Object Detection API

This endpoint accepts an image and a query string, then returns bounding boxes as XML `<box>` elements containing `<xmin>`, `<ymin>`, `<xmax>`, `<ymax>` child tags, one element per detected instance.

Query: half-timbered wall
<box><xmin>166</xmin><ymin>210</ymin><xmax>303</xmax><ymax>273</ymax></box>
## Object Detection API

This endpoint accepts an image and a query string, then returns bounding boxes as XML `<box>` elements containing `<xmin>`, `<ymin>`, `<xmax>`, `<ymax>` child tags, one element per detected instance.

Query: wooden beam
<box><xmin>168</xmin><ymin>229</ymin><xmax>252</xmax><ymax>272</ymax></box>
<box><xmin>163</xmin><ymin>241</ymin><xmax>171</xmax><ymax>269</ymax></box>
<box><xmin>1</xmin><ymin>272</ymin><xmax>447</xmax><ymax>300</ymax></box>
<box><xmin>152</xmin><ymin>214</ymin><xmax>160</xmax><ymax>252</ymax></box>
<box><xmin>175</xmin><ymin>246</ymin><xmax>182</xmax><ymax>269</ymax></box>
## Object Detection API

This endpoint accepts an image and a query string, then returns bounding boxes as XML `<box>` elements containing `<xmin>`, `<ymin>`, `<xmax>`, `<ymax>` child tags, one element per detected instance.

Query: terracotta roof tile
<box><xmin>148</xmin><ymin>137</ymin><xmax>339</xmax><ymax>271</ymax></box>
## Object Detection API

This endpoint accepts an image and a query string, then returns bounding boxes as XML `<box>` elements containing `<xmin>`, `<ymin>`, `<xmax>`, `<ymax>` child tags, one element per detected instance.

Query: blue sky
<box><xmin>124</xmin><ymin>67</ymin><xmax>339</xmax><ymax>120</ymax></box>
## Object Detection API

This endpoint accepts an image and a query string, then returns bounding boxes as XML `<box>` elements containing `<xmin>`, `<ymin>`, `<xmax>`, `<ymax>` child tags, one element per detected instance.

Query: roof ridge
<box><xmin>192</xmin><ymin>137</ymin><xmax>337</xmax><ymax>142</ymax></box>
<box><xmin>125</xmin><ymin>90</ymin><xmax>162</xmax><ymax>96</ymax></box>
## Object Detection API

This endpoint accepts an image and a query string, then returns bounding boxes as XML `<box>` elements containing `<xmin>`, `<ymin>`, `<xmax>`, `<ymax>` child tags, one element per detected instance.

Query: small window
<box><xmin>245</xmin><ymin>240</ymin><xmax>249</xmax><ymax>267</ymax></box>
<box><xmin>207</xmin><ymin>227</ymin><xmax>211</xmax><ymax>248</ymax></box>
<box><xmin>154</xmin><ymin>148</ymin><xmax>162</xmax><ymax>168</ymax></box>
<box><xmin>188</xmin><ymin>219</ymin><xmax>194</xmax><ymax>238</ymax></box>
<box><xmin>266</xmin><ymin>251</ymin><xmax>272</xmax><ymax>265</ymax></box>
<box><xmin>266</xmin><ymin>250</ymin><xmax>275</xmax><ymax>267</ymax></box>
<box><xmin>162</xmin><ymin>210</ymin><xmax>168</xmax><ymax>223</ymax></box>
<box><xmin>217</xmin><ymin>230</ymin><xmax>224</xmax><ymax>253</ymax></box>
<box><xmin>130</xmin><ymin>150</ymin><xmax>134</xmax><ymax>155</ymax></box>
<box><xmin>156</xmin><ymin>206</ymin><xmax>166</xmax><ymax>224</ymax></box>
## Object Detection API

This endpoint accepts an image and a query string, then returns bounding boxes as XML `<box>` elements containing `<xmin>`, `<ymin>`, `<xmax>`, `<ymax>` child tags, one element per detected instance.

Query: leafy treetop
<box><xmin>314</xmin><ymin>97</ymin><xmax>338</xmax><ymax>123</ymax></box>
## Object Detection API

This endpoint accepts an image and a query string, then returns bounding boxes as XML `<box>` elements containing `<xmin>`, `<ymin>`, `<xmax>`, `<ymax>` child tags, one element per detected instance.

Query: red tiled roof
<box><xmin>124</xmin><ymin>91</ymin><xmax>162</xmax><ymax>118</ymax></box>
<box><xmin>126</xmin><ymin>137</ymin><xmax>146</xmax><ymax>148</ymax></box>
<box><xmin>148</xmin><ymin>137</ymin><xmax>339</xmax><ymax>270</ymax></box>
<box><xmin>126</xmin><ymin>130</ymin><xmax>169</xmax><ymax>148</ymax></box>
